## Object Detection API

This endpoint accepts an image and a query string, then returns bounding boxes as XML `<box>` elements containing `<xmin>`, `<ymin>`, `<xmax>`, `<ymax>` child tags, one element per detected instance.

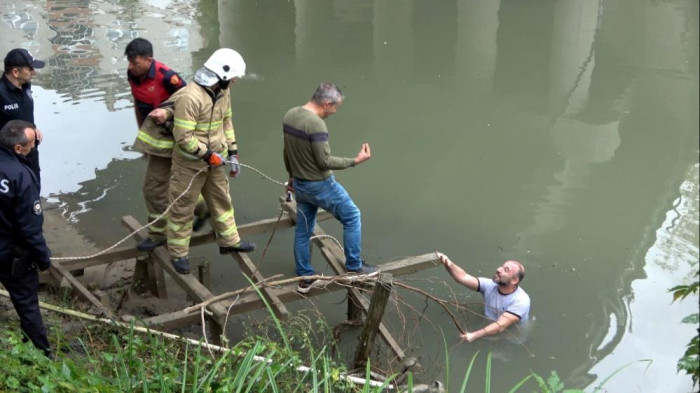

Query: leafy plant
<box><xmin>670</xmin><ymin>277</ymin><xmax>700</xmax><ymax>388</ymax></box>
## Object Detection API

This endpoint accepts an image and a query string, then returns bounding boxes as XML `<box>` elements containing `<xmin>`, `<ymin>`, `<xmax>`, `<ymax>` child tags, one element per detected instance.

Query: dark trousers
<box><xmin>27</xmin><ymin>147</ymin><xmax>40</xmax><ymax>183</ymax></box>
<box><xmin>0</xmin><ymin>266</ymin><xmax>50</xmax><ymax>356</ymax></box>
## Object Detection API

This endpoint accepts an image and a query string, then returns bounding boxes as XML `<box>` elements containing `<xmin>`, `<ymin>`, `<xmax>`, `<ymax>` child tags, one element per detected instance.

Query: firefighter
<box><xmin>166</xmin><ymin>48</ymin><xmax>255</xmax><ymax>274</ymax></box>
<box><xmin>126</xmin><ymin>38</ymin><xmax>208</xmax><ymax>251</ymax></box>
<box><xmin>0</xmin><ymin>120</ymin><xmax>52</xmax><ymax>357</ymax></box>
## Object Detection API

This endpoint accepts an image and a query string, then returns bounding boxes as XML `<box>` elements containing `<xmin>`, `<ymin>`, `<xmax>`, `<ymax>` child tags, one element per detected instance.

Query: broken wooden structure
<box><xmin>41</xmin><ymin>200</ymin><xmax>442</xmax><ymax>366</ymax></box>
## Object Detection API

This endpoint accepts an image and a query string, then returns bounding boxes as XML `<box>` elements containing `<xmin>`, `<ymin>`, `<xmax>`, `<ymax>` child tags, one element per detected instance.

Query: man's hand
<box><xmin>460</xmin><ymin>331</ymin><xmax>479</xmax><ymax>343</ymax></box>
<box><xmin>35</xmin><ymin>127</ymin><xmax>43</xmax><ymax>143</ymax></box>
<box><xmin>285</xmin><ymin>177</ymin><xmax>294</xmax><ymax>193</ymax></box>
<box><xmin>148</xmin><ymin>108</ymin><xmax>169</xmax><ymax>124</ymax></box>
<box><xmin>437</xmin><ymin>252</ymin><xmax>453</xmax><ymax>268</ymax></box>
<box><xmin>353</xmin><ymin>143</ymin><xmax>371</xmax><ymax>165</ymax></box>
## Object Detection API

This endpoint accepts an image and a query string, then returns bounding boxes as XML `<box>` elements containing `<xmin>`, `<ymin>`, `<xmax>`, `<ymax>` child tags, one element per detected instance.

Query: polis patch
<box><xmin>33</xmin><ymin>199</ymin><xmax>42</xmax><ymax>215</ymax></box>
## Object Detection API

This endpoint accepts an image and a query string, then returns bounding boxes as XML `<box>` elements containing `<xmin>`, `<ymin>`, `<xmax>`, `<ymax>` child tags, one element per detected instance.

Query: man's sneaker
<box><xmin>347</xmin><ymin>263</ymin><xmax>379</xmax><ymax>274</ymax></box>
<box><xmin>171</xmin><ymin>257</ymin><xmax>191</xmax><ymax>274</ymax></box>
<box><xmin>219</xmin><ymin>241</ymin><xmax>256</xmax><ymax>254</ymax></box>
<box><xmin>193</xmin><ymin>213</ymin><xmax>211</xmax><ymax>232</ymax></box>
<box><xmin>297</xmin><ymin>279</ymin><xmax>321</xmax><ymax>294</ymax></box>
<box><xmin>137</xmin><ymin>238</ymin><xmax>166</xmax><ymax>252</ymax></box>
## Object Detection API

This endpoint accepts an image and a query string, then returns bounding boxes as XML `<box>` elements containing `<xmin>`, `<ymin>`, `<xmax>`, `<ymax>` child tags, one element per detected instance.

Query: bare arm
<box><xmin>437</xmin><ymin>252</ymin><xmax>479</xmax><ymax>291</ymax></box>
<box><xmin>460</xmin><ymin>312</ymin><xmax>520</xmax><ymax>343</ymax></box>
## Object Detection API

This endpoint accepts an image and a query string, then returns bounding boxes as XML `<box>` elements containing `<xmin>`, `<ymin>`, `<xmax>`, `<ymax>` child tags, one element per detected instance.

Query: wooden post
<box><xmin>347</xmin><ymin>296</ymin><xmax>363</xmax><ymax>321</ymax></box>
<box><xmin>352</xmin><ymin>273</ymin><xmax>393</xmax><ymax>370</ymax></box>
<box><xmin>196</xmin><ymin>257</ymin><xmax>211</xmax><ymax>289</ymax></box>
<box><xmin>131</xmin><ymin>255</ymin><xmax>149</xmax><ymax>295</ymax></box>
<box><xmin>146</xmin><ymin>253</ymin><xmax>168</xmax><ymax>299</ymax></box>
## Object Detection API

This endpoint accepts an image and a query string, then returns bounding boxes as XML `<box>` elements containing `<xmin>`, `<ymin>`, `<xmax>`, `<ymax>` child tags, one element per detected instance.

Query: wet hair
<box><xmin>124</xmin><ymin>38</ymin><xmax>153</xmax><ymax>60</ymax></box>
<box><xmin>0</xmin><ymin>119</ymin><xmax>35</xmax><ymax>149</ymax></box>
<box><xmin>310</xmin><ymin>82</ymin><xmax>344</xmax><ymax>105</ymax></box>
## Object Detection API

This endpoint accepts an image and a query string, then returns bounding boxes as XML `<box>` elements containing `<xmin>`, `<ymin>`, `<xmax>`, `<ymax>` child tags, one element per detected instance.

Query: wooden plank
<box><xmin>121</xmin><ymin>216</ymin><xmax>229</xmax><ymax>325</ymax></box>
<box><xmin>49</xmin><ymin>262</ymin><xmax>116</xmax><ymax>319</ymax></box>
<box><xmin>229</xmin><ymin>252</ymin><xmax>289</xmax><ymax>319</ymax></box>
<box><xmin>51</xmin><ymin>211</ymin><xmax>334</xmax><ymax>274</ymax></box>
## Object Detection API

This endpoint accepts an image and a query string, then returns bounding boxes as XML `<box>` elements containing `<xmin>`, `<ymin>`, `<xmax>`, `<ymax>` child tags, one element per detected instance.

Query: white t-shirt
<box><xmin>478</xmin><ymin>277</ymin><xmax>530</xmax><ymax>322</ymax></box>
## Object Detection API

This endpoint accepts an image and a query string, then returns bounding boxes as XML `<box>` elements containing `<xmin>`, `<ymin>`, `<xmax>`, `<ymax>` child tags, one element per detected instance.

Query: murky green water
<box><xmin>2</xmin><ymin>0</ymin><xmax>698</xmax><ymax>391</ymax></box>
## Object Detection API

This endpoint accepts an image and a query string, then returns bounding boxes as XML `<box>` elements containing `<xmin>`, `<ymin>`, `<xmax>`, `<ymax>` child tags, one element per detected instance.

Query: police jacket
<box><xmin>0</xmin><ymin>146</ymin><xmax>50</xmax><ymax>268</ymax></box>
<box><xmin>170</xmin><ymin>83</ymin><xmax>237</xmax><ymax>169</ymax></box>
<box><xmin>0</xmin><ymin>74</ymin><xmax>35</xmax><ymax>129</ymax></box>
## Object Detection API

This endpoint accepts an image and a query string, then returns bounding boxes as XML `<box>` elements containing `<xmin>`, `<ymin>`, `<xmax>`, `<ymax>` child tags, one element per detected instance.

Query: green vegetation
<box><xmin>670</xmin><ymin>275</ymin><xmax>700</xmax><ymax>388</ymax></box>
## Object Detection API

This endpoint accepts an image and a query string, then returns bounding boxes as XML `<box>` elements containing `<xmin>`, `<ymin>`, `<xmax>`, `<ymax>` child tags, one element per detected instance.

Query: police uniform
<box><xmin>167</xmin><ymin>82</ymin><xmax>241</xmax><ymax>258</ymax></box>
<box><xmin>0</xmin><ymin>74</ymin><xmax>41</xmax><ymax>183</ymax></box>
<box><xmin>128</xmin><ymin>60</ymin><xmax>190</xmax><ymax>244</ymax></box>
<box><xmin>0</xmin><ymin>145</ymin><xmax>51</xmax><ymax>356</ymax></box>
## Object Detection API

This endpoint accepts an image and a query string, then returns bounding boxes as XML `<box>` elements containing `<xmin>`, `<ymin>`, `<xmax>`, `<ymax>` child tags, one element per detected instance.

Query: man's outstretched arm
<box><xmin>437</xmin><ymin>252</ymin><xmax>479</xmax><ymax>291</ymax></box>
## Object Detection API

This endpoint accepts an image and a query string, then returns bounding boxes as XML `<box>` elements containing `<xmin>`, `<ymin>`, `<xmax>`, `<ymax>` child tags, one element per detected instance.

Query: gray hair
<box><xmin>0</xmin><ymin>119</ymin><xmax>34</xmax><ymax>149</ymax></box>
<box><xmin>310</xmin><ymin>82</ymin><xmax>344</xmax><ymax>105</ymax></box>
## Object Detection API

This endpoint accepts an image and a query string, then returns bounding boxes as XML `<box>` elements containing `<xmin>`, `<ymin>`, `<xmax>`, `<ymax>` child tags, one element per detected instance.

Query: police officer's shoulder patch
<box><xmin>170</xmin><ymin>75</ymin><xmax>180</xmax><ymax>86</ymax></box>
<box><xmin>33</xmin><ymin>199</ymin><xmax>42</xmax><ymax>215</ymax></box>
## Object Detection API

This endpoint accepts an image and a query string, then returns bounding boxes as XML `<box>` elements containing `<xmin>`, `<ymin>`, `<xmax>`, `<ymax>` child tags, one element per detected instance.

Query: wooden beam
<box><xmin>49</xmin><ymin>262</ymin><xmax>116</xmax><ymax>319</ymax></box>
<box><xmin>50</xmin><ymin>211</ymin><xmax>334</xmax><ymax>274</ymax></box>
<box><xmin>141</xmin><ymin>254</ymin><xmax>439</xmax><ymax>330</ymax></box>
<box><xmin>121</xmin><ymin>216</ymin><xmax>230</xmax><ymax>326</ymax></box>
<box><xmin>229</xmin><ymin>252</ymin><xmax>289</xmax><ymax>319</ymax></box>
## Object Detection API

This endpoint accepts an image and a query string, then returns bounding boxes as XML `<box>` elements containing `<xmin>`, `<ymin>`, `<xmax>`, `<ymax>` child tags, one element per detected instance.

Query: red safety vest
<box><xmin>128</xmin><ymin>60</ymin><xmax>185</xmax><ymax>111</ymax></box>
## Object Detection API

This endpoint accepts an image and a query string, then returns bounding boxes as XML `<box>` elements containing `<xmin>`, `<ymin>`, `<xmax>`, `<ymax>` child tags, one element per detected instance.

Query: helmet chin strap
<box><xmin>216</xmin><ymin>78</ymin><xmax>231</xmax><ymax>91</ymax></box>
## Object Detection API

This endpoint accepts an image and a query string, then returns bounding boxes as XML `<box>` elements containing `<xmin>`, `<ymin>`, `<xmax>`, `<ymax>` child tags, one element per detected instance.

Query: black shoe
<box><xmin>171</xmin><ymin>257</ymin><xmax>190</xmax><ymax>274</ymax></box>
<box><xmin>219</xmin><ymin>241</ymin><xmax>256</xmax><ymax>254</ymax></box>
<box><xmin>137</xmin><ymin>238</ymin><xmax>166</xmax><ymax>251</ymax></box>
<box><xmin>347</xmin><ymin>263</ymin><xmax>378</xmax><ymax>274</ymax></box>
<box><xmin>297</xmin><ymin>279</ymin><xmax>321</xmax><ymax>294</ymax></box>
<box><xmin>193</xmin><ymin>213</ymin><xmax>211</xmax><ymax>232</ymax></box>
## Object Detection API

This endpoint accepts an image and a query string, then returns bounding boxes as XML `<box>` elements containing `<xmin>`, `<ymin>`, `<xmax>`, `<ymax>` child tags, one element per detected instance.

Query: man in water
<box><xmin>438</xmin><ymin>252</ymin><xmax>530</xmax><ymax>342</ymax></box>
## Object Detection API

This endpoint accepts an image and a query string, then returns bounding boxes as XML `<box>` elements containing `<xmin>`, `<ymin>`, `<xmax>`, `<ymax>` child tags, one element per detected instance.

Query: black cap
<box><xmin>4</xmin><ymin>48</ymin><xmax>46</xmax><ymax>69</ymax></box>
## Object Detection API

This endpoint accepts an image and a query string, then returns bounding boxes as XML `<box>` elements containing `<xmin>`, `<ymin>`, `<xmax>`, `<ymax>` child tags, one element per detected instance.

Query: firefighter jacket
<box><xmin>0</xmin><ymin>147</ymin><xmax>50</xmax><ymax>268</ymax></box>
<box><xmin>132</xmin><ymin>100</ymin><xmax>176</xmax><ymax>158</ymax></box>
<box><xmin>170</xmin><ymin>83</ymin><xmax>237</xmax><ymax>169</ymax></box>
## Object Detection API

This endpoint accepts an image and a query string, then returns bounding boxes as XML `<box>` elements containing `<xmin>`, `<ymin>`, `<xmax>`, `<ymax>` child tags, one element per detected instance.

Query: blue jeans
<box><xmin>293</xmin><ymin>176</ymin><xmax>362</xmax><ymax>276</ymax></box>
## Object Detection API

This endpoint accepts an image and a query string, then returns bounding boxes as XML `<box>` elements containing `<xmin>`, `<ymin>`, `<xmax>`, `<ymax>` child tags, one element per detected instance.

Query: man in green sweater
<box><xmin>283</xmin><ymin>82</ymin><xmax>377</xmax><ymax>293</ymax></box>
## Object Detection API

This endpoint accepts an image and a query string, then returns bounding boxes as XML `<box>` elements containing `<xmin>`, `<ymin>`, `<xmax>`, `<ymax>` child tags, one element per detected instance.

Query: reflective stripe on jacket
<box><xmin>132</xmin><ymin>101</ymin><xmax>176</xmax><ymax>157</ymax></box>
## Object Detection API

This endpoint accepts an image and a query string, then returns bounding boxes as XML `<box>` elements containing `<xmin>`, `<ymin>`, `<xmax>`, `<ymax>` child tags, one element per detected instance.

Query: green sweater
<box><xmin>283</xmin><ymin>106</ymin><xmax>354</xmax><ymax>181</ymax></box>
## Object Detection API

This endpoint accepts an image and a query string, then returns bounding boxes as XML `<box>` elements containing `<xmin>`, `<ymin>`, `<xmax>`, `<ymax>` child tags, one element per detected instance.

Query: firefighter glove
<box><xmin>203</xmin><ymin>150</ymin><xmax>224</xmax><ymax>167</ymax></box>
<box><xmin>229</xmin><ymin>155</ymin><xmax>240</xmax><ymax>177</ymax></box>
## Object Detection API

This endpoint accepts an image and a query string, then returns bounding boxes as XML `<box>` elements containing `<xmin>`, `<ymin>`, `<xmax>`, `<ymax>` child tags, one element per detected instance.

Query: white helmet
<box><xmin>203</xmin><ymin>48</ymin><xmax>245</xmax><ymax>81</ymax></box>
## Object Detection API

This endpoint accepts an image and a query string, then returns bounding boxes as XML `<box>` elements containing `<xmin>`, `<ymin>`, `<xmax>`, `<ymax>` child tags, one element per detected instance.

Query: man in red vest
<box><xmin>126</xmin><ymin>38</ymin><xmax>207</xmax><ymax>251</ymax></box>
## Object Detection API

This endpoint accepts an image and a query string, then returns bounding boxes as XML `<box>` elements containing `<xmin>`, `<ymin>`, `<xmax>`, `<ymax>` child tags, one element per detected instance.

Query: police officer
<box><xmin>0</xmin><ymin>48</ymin><xmax>46</xmax><ymax>183</ymax></box>
<box><xmin>0</xmin><ymin>119</ymin><xmax>52</xmax><ymax>357</ymax></box>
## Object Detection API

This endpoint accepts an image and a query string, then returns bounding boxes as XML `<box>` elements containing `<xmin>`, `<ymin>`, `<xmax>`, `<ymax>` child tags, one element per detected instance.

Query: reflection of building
<box><xmin>0</xmin><ymin>0</ymin><xmax>204</xmax><ymax>111</ymax></box>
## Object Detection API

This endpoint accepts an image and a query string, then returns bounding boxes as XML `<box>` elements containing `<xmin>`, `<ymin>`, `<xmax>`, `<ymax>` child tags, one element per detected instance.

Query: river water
<box><xmin>2</xmin><ymin>0</ymin><xmax>698</xmax><ymax>391</ymax></box>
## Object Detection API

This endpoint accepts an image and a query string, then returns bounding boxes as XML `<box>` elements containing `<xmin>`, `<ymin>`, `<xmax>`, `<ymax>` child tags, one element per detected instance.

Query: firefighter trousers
<box><xmin>143</xmin><ymin>154</ymin><xmax>208</xmax><ymax>241</ymax></box>
<box><xmin>167</xmin><ymin>163</ymin><xmax>241</xmax><ymax>258</ymax></box>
